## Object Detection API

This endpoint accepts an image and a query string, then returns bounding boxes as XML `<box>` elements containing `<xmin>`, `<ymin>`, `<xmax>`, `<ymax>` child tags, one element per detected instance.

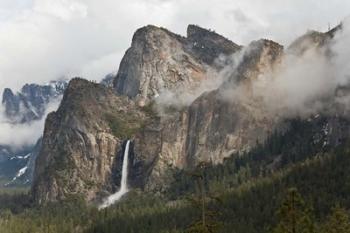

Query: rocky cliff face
<box><xmin>31</xmin><ymin>78</ymin><xmax>154</xmax><ymax>203</ymax></box>
<box><xmin>31</xmin><ymin>24</ymin><xmax>348</xmax><ymax>204</ymax></box>
<box><xmin>113</xmin><ymin>25</ymin><xmax>240</xmax><ymax>106</ymax></box>
<box><xmin>142</xmin><ymin>39</ymin><xmax>284</xmax><ymax>191</ymax></box>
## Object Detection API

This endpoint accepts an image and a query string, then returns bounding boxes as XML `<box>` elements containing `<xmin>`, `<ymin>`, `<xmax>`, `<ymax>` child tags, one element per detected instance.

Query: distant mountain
<box><xmin>2</xmin><ymin>139</ymin><xmax>42</xmax><ymax>187</ymax></box>
<box><xmin>0</xmin><ymin>80</ymin><xmax>68</xmax><ymax>187</ymax></box>
<box><xmin>100</xmin><ymin>73</ymin><xmax>116</xmax><ymax>88</ymax></box>
<box><xmin>2</xmin><ymin>80</ymin><xmax>67</xmax><ymax>124</ymax></box>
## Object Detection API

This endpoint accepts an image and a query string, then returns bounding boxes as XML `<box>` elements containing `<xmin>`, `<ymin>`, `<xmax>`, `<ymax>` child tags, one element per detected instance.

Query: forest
<box><xmin>1</xmin><ymin>118</ymin><xmax>350</xmax><ymax>233</ymax></box>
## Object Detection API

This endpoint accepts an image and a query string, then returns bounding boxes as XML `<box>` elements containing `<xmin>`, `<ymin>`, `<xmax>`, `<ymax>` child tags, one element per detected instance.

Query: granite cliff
<box><xmin>31</xmin><ymin>24</ymin><xmax>349</xmax><ymax>204</ymax></box>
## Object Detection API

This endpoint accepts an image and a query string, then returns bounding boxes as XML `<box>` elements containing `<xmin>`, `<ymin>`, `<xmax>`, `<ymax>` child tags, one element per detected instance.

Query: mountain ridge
<box><xmin>30</xmin><ymin>23</ymin><xmax>350</xmax><ymax>205</ymax></box>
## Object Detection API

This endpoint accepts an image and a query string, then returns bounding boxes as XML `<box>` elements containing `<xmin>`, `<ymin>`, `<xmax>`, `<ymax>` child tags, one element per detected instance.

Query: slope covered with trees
<box><xmin>2</xmin><ymin>118</ymin><xmax>350</xmax><ymax>232</ymax></box>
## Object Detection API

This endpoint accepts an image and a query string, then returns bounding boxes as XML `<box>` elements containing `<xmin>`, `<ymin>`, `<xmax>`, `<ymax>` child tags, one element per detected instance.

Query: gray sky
<box><xmin>0</xmin><ymin>0</ymin><xmax>349</xmax><ymax>90</ymax></box>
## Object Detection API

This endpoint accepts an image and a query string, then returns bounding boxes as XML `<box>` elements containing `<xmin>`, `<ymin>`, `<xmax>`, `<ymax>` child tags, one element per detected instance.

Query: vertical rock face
<box><xmin>32</xmin><ymin>78</ymin><xmax>151</xmax><ymax>203</ymax></box>
<box><xmin>31</xmin><ymin>25</ymin><xmax>287</xmax><ymax>202</ymax></box>
<box><xmin>2</xmin><ymin>89</ymin><xmax>20</xmax><ymax>119</ymax></box>
<box><xmin>24</xmin><ymin>139</ymin><xmax>42</xmax><ymax>184</ymax></box>
<box><xmin>113</xmin><ymin>25</ymin><xmax>240</xmax><ymax>106</ymax></box>
<box><xmin>34</xmin><ymin>24</ymin><xmax>349</xmax><ymax>203</ymax></box>
<box><xmin>143</xmin><ymin>40</ymin><xmax>284</xmax><ymax>190</ymax></box>
<box><xmin>185</xmin><ymin>40</ymin><xmax>283</xmax><ymax>161</ymax></box>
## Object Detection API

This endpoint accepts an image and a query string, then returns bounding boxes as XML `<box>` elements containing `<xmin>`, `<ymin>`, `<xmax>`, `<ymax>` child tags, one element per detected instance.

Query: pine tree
<box><xmin>186</xmin><ymin>162</ymin><xmax>221</xmax><ymax>233</ymax></box>
<box><xmin>321</xmin><ymin>206</ymin><xmax>350</xmax><ymax>233</ymax></box>
<box><xmin>273</xmin><ymin>188</ymin><xmax>315</xmax><ymax>233</ymax></box>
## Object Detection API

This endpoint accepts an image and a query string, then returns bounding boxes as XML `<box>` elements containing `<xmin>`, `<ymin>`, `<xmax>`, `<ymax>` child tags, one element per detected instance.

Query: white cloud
<box><xmin>220</xmin><ymin>19</ymin><xmax>350</xmax><ymax>119</ymax></box>
<box><xmin>0</xmin><ymin>0</ymin><xmax>349</xmax><ymax>148</ymax></box>
<box><xmin>0</xmin><ymin>98</ymin><xmax>61</xmax><ymax>148</ymax></box>
<box><xmin>0</xmin><ymin>0</ymin><xmax>349</xmax><ymax>92</ymax></box>
<box><xmin>33</xmin><ymin>0</ymin><xmax>88</xmax><ymax>21</ymax></box>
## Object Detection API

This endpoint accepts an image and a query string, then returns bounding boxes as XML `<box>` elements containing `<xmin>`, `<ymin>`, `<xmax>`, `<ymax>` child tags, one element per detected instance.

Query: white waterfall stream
<box><xmin>99</xmin><ymin>140</ymin><xmax>131</xmax><ymax>209</ymax></box>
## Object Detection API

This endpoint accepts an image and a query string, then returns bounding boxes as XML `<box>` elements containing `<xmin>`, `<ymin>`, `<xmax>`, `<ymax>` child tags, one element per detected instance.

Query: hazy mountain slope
<box><xmin>0</xmin><ymin>80</ymin><xmax>68</xmax><ymax>187</ymax></box>
<box><xmin>31</xmin><ymin>24</ymin><xmax>350</xmax><ymax>205</ymax></box>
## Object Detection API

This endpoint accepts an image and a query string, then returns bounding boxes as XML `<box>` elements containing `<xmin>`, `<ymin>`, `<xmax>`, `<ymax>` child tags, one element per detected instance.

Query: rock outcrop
<box><xmin>142</xmin><ymin>39</ymin><xmax>284</xmax><ymax>191</ymax></box>
<box><xmin>31</xmin><ymin>78</ymin><xmax>154</xmax><ymax>203</ymax></box>
<box><xmin>113</xmin><ymin>25</ymin><xmax>240</xmax><ymax>106</ymax></box>
<box><xmin>31</xmin><ymin>24</ymin><xmax>347</xmax><ymax>204</ymax></box>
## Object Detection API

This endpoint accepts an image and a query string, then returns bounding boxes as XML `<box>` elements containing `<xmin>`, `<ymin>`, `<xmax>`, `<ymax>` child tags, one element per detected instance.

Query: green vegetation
<box><xmin>0</xmin><ymin>187</ymin><xmax>29</xmax><ymax>195</ymax></box>
<box><xmin>2</xmin><ymin>147</ymin><xmax>350</xmax><ymax>233</ymax></box>
<box><xmin>272</xmin><ymin>188</ymin><xmax>315</xmax><ymax>233</ymax></box>
<box><xmin>140</xmin><ymin>101</ymin><xmax>159</xmax><ymax>118</ymax></box>
<box><xmin>1</xmin><ymin>118</ymin><xmax>350</xmax><ymax>232</ymax></box>
<box><xmin>105</xmin><ymin>113</ymin><xmax>143</xmax><ymax>138</ymax></box>
<box><xmin>320</xmin><ymin>207</ymin><xmax>350</xmax><ymax>233</ymax></box>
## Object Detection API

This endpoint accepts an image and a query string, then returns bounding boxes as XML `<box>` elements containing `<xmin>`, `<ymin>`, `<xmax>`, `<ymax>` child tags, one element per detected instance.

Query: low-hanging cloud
<box><xmin>154</xmin><ymin>18</ymin><xmax>350</xmax><ymax>120</ymax></box>
<box><xmin>0</xmin><ymin>97</ymin><xmax>61</xmax><ymax>148</ymax></box>
<box><xmin>223</xmin><ymin>18</ymin><xmax>350</xmax><ymax>119</ymax></box>
<box><xmin>154</xmin><ymin>48</ymin><xmax>247</xmax><ymax>114</ymax></box>
<box><xmin>1</xmin><ymin>0</ymin><xmax>350</xmax><ymax>149</ymax></box>
<box><xmin>1</xmin><ymin>0</ymin><xmax>350</xmax><ymax>92</ymax></box>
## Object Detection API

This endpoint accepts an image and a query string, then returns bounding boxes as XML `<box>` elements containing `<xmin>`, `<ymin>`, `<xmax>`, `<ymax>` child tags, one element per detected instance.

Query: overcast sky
<box><xmin>0</xmin><ymin>0</ymin><xmax>349</xmax><ymax>90</ymax></box>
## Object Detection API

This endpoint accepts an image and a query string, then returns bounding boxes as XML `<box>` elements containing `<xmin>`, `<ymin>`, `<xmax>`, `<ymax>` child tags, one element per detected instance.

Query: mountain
<box><xmin>2</xmin><ymin>80</ymin><xmax>67</xmax><ymax>124</ymax></box>
<box><xmin>31</xmin><ymin>25</ymin><xmax>241</xmax><ymax>202</ymax></box>
<box><xmin>30</xmin><ymin>23</ymin><xmax>350</xmax><ymax>207</ymax></box>
<box><xmin>0</xmin><ymin>80</ymin><xmax>68</xmax><ymax>187</ymax></box>
<box><xmin>100</xmin><ymin>73</ymin><xmax>116</xmax><ymax>88</ymax></box>
<box><xmin>31</xmin><ymin>78</ymin><xmax>152</xmax><ymax>203</ymax></box>
<box><xmin>2</xmin><ymin>22</ymin><xmax>350</xmax><ymax>233</ymax></box>
<box><xmin>113</xmin><ymin>25</ymin><xmax>240</xmax><ymax>106</ymax></box>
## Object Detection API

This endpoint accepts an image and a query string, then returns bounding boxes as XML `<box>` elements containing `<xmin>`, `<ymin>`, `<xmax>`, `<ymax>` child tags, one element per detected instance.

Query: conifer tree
<box><xmin>321</xmin><ymin>206</ymin><xmax>350</xmax><ymax>233</ymax></box>
<box><xmin>273</xmin><ymin>188</ymin><xmax>315</xmax><ymax>233</ymax></box>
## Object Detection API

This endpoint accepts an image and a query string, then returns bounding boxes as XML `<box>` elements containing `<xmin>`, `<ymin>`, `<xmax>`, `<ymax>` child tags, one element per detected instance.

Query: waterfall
<box><xmin>99</xmin><ymin>140</ymin><xmax>131</xmax><ymax>209</ymax></box>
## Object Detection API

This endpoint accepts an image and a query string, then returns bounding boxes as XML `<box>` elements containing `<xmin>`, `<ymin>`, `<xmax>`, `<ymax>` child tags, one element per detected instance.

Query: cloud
<box><xmin>219</xmin><ymin>19</ymin><xmax>350</xmax><ymax>119</ymax></box>
<box><xmin>0</xmin><ymin>0</ymin><xmax>349</xmax><ymax>93</ymax></box>
<box><xmin>0</xmin><ymin>97</ymin><xmax>61</xmax><ymax>148</ymax></box>
<box><xmin>0</xmin><ymin>1</ymin><xmax>349</xmax><ymax>149</ymax></box>
<box><xmin>33</xmin><ymin>0</ymin><xmax>88</xmax><ymax>21</ymax></box>
<box><xmin>154</xmin><ymin>48</ymin><xmax>247</xmax><ymax>113</ymax></box>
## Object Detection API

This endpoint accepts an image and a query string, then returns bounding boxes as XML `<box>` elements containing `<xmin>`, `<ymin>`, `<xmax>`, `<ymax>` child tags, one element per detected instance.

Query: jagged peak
<box><xmin>187</xmin><ymin>25</ymin><xmax>230</xmax><ymax>41</ymax></box>
<box><xmin>114</xmin><ymin>24</ymin><xmax>242</xmax><ymax>100</ymax></box>
<box><xmin>2</xmin><ymin>88</ymin><xmax>15</xmax><ymax>103</ymax></box>
<box><xmin>250</xmin><ymin>39</ymin><xmax>283</xmax><ymax>49</ymax></box>
<box><xmin>187</xmin><ymin>24</ymin><xmax>240</xmax><ymax>48</ymax></box>
<box><xmin>326</xmin><ymin>23</ymin><xmax>343</xmax><ymax>37</ymax></box>
<box><xmin>187</xmin><ymin>24</ymin><xmax>215</xmax><ymax>37</ymax></box>
<box><xmin>63</xmin><ymin>78</ymin><xmax>105</xmax><ymax>99</ymax></box>
<box><xmin>221</xmin><ymin>38</ymin><xmax>283</xmax><ymax>86</ymax></box>
<box><xmin>247</xmin><ymin>39</ymin><xmax>284</xmax><ymax>59</ymax></box>
<box><xmin>130</xmin><ymin>24</ymin><xmax>240</xmax><ymax>51</ymax></box>
<box><xmin>68</xmin><ymin>77</ymin><xmax>94</xmax><ymax>87</ymax></box>
<box><xmin>287</xmin><ymin>24</ymin><xmax>342</xmax><ymax>53</ymax></box>
<box><xmin>131</xmin><ymin>24</ymin><xmax>185</xmax><ymax>45</ymax></box>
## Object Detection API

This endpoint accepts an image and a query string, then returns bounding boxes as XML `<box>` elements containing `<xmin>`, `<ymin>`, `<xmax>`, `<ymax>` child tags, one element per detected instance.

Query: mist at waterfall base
<box><xmin>99</xmin><ymin>140</ymin><xmax>131</xmax><ymax>209</ymax></box>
